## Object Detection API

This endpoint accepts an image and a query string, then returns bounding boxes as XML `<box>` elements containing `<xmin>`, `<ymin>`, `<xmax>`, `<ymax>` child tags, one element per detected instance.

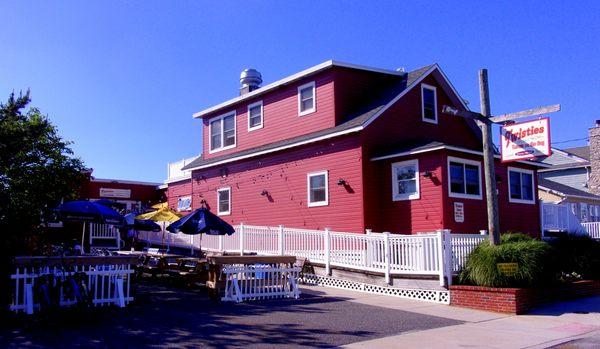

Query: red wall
<box><xmin>81</xmin><ymin>180</ymin><xmax>160</xmax><ymax>204</ymax></box>
<box><xmin>167</xmin><ymin>178</ymin><xmax>192</xmax><ymax>212</ymax></box>
<box><xmin>189</xmin><ymin>135</ymin><xmax>364</xmax><ymax>232</ymax></box>
<box><xmin>201</xmin><ymin>70</ymin><xmax>336</xmax><ymax>160</ymax></box>
<box><xmin>441</xmin><ymin>150</ymin><xmax>541</xmax><ymax>236</ymax></box>
<box><xmin>364</xmin><ymin>152</ymin><xmax>446</xmax><ymax>233</ymax></box>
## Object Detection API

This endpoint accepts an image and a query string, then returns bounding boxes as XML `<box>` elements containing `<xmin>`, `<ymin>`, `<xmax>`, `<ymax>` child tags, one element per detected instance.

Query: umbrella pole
<box><xmin>81</xmin><ymin>222</ymin><xmax>86</xmax><ymax>255</ymax></box>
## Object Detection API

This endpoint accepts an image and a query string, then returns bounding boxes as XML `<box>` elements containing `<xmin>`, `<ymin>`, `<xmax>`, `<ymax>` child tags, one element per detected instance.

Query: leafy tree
<box><xmin>0</xmin><ymin>91</ymin><xmax>87</xmax><ymax>255</ymax></box>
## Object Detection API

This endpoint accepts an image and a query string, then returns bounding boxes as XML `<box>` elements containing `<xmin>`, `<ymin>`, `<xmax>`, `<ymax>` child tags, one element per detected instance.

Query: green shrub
<box><xmin>501</xmin><ymin>233</ymin><xmax>534</xmax><ymax>243</ymax></box>
<box><xmin>549</xmin><ymin>234</ymin><xmax>600</xmax><ymax>280</ymax></box>
<box><xmin>458</xmin><ymin>239</ymin><xmax>555</xmax><ymax>288</ymax></box>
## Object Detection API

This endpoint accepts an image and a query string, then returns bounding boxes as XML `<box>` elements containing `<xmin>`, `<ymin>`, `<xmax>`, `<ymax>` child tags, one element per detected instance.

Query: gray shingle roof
<box><xmin>563</xmin><ymin>146</ymin><xmax>590</xmax><ymax>161</ymax></box>
<box><xmin>182</xmin><ymin>64</ymin><xmax>435</xmax><ymax>171</ymax></box>
<box><xmin>538</xmin><ymin>178</ymin><xmax>600</xmax><ymax>200</ymax></box>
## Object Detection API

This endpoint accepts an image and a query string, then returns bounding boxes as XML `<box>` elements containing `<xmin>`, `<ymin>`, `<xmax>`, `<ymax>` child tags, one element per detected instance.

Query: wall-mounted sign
<box><xmin>500</xmin><ymin>118</ymin><xmax>551</xmax><ymax>162</ymax></box>
<box><xmin>497</xmin><ymin>262</ymin><xmax>518</xmax><ymax>276</ymax></box>
<box><xmin>454</xmin><ymin>202</ymin><xmax>464</xmax><ymax>223</ymax></box>
<box><xmin>99</xmin><ymin>188</ymin><xmax>131</xmax><ymax>199</ymax></box>
<box><xmin>177</xmin><ymin>196</ymin><xmax>192</xmax><ymax>212</ymax></box>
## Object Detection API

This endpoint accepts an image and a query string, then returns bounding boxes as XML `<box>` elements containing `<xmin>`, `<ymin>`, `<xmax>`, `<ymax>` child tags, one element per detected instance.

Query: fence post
<box><xmin>219</xmin><ymin>235</ymin><xmax>224</xmax><ymax>252</ymax></box>
<box><xmin>443</xmin><ymin>229</ymin><xmax>453</xmax><ymax>286</ymax></box>
<box><xmin>239</xmin><ymin>222</ymin><xmax>245</xmax><ymax>255</ymax></box>
<box><xmin>25</xmin><ymin>283</ymin><xmax>34</xmax><ymax>315</ymax></box>
<box><xmin>324</xmin><ymin>228</ymin><xmax>331</xmax><ymax>276</ymax></box>
<box><xmin>436</xmin><ymin>230</ymin><xmax>446</xmax><ymax>287</ymax></box>
<box><xmin>383</xmin><ymin>232</ymin><xmax>391</xmax><ymax>285</ymax></box>
<box><xmin>364</xmin><ymin>229</ymin><xmax>372</xmax><ymax>268</ymax></box>
<box><xmin>278</xmin><ymin>225</ymin><xmax>284</xmax><ymax>256</ymax></box>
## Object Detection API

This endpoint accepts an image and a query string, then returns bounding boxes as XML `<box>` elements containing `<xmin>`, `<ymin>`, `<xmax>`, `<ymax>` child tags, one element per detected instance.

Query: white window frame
<box><xmin>298</xmin><ymin>81</ymin><xmax>316</xmax><ymax>116</ymax></box>
<box><xmin>177</xmin><ymin>195</ymin><xmax>192</xmax><ymax>212</ymax></box>
<box><xmin>507</xmin><ymin>167</ymin><xmax>536</xmax><ymax>204</ymax></box>
<box><xmin>421</xmin><ymin>83</ymin><xmax>438</xmax><ymax>124</ymax></box>
<box><xmin>391</xmin><ymin>160</ymin><xmax>420</xmax><ymax>201</ymax></box>
<box><xmin>217</xmin><ymin>187</ymin><xmax>231</xmax><ymax>216</ymax></box>
<box><xmin>307</xmin><ymin>170</ymin><xmax>328</xmax><ymax>207</ymax></box>
<box><xmin>447</xmin><ymin>156</ymin><xmax>483</xmax><ymax>200</ymax></box>
<box><xmin>208</xmin><ymin>111</ymin><xmax>236</xmax><ymax>154</ymax></box>
<box><xmin>247</xmin><ymin>100</ymin><xmax>263</xmax><ymax>131</ymax></box>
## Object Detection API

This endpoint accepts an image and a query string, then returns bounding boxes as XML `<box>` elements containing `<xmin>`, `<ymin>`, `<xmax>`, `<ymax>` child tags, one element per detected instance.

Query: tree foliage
<box><xmin>0</xmin><ymin>91</ymin><xmax>87</xmax><ymax>254</ymax></box>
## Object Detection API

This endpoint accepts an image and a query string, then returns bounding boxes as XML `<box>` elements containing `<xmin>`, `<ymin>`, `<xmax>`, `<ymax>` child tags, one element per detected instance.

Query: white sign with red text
<box><xmin>500</xmin><ymin>118</ymin><xmax>551</xmax><ymax>162</ymax></box>
<box><xmin>100</xmin><ymin>188</ymin><xmax>131</xmax><ymax>199</ymax></box>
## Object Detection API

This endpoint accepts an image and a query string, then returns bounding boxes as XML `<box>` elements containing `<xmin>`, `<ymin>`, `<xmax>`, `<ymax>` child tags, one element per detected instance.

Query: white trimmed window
<box><xmin>209</xmin><ymin>112</ymin><xmax>236</xmax><ymax>153</ymax></box>
<box><xmin>448</xmin><ymin>157</ymin><xmax>482</xmax><ymax>199</ymax></box>
<box><xmin>247</xmin><ymin>101</ymin><xmax>263</xmax><ymax>131</ymax></box>
<box><xmin>391</xmin><ymin>160</ymin><xmax>420</xmax><ymax>201</ymax></box>
<box><xmin>217</xmin><ymin>187</ymin><xmax>231</xmax><ymax>215</ymax></box>
<box><xmin>508</xmin><ymin>167</ymin><xmax>535</xmax><ymax>204</ymax></box>
<box><xmin>298</xmin><ymin>81</ymin><xmax>316</xmax><ymax>116</ymax></box>
<box><xmin>177</xmin><ymin>196</ymin><xmax>192</xmax><ymax>212</ymax></box>
<box><xmin>421</xmin><ymin>84</ymin><xmax>438</xmax><ymax>124</ymax></box>
<box><xmin>307</xmin><ymin>171</ymin><xmax>328</xmax><ymax>207</ymax></box>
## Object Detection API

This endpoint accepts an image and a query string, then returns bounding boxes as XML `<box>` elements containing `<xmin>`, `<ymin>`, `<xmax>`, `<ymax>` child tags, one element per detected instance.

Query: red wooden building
<box><xmin>168</xmin><ymin>61</ymin><xmax>545</xmax><ymax>235</ymax></box>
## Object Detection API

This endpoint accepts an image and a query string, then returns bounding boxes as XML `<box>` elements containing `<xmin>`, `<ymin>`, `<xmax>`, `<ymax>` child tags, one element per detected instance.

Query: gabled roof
<box><xmin>182</xmin><ymin>64</ymin><xmax>438</xmax><ymax>171</ymax></box>
<box><xmin>192</xmin><ymin>60</ymin><xmax>407</xmax><ymax>119</ymax></box>
<box><xmin>538</xmin><ymin>178</ymin><xmax>600</xmax><ymax>201</ymax></box>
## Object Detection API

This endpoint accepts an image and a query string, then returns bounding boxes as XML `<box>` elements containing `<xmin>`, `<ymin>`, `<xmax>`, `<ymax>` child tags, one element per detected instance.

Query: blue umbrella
<box><xmin>56</xmin><ymin>200</ymin><xmax>124</xmax><ymax>225</ymax></box>
<box><xmin>124</xmin><ymin>212</ymin><xmax>162</xmax><ymax>232</ymax></box>
<box><xmin>166</xmin><ymin>208</ymin><xmax>235</xmax><ymax>236</ymax></box>
<box><xmin>55</xmin><ymin>200</ymin><xmax>124</xmax><ymax>254</ymax></box>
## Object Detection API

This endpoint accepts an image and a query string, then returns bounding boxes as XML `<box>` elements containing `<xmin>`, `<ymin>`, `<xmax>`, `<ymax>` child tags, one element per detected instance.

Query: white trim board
<box><xmin>193</xmin><ymin>60</ymin><xmax>405</xmax><ymax>119</ymax></box>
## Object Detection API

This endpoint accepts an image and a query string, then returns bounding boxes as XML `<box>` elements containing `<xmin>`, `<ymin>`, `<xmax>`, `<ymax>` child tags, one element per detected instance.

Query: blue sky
<box><xmin>1</xmin><ymin>1</ymin><xmax>598</xmax><ymax>182</ymax></box>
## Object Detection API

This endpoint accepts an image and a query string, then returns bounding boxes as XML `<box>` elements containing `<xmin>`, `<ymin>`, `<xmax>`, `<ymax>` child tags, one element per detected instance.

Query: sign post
<box><xmin>442</xmin><ymin>69</ymin><xmax>560</xmax><ymax>245</ymax></box>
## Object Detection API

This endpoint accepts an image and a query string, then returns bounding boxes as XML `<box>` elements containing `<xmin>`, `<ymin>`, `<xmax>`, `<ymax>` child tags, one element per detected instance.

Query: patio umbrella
<box><xmin>55</xmin><ymin>200</ymin><xmax>124</xmax><ymax>254</ymax></box>
<box><xmin>135</xmin><ymin>208</ymin><xmax>182</xmax><ymax>249</ymax></box>
<box><xmin>167</xmin><ymin>208</ymin><xmax>235</xmax><ymax>254</ymax></box>
<box><xmin>123</xmin><ymin>212</ymin><xmax>162</xmax><ymax>232</ymax></box>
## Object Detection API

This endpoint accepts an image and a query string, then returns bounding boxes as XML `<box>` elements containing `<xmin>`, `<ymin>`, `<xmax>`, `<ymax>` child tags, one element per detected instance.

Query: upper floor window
<box><xmin>217</xmin><ymin>187</ymin><xmax>231</xmax><ymax>215</ymax></box>
<box><xmin>508</xmin><ymin>167</ymin><xmax>535</xmax><ymax>204</ymax></box>
<box><xmin>247</xmin><ymin>101</ymin><xmax>263</xmax><ymax>131</ymax></box>
<box><xmin>209</xmin><ymin>112</ymin><xmax>236</xmax><ymax>153</ymax></box>
<box><xmin>307</xmin><ymin>170</ymin><xmax>328</xmax><ymax>207</ymax></box>
<box><xmin>448</xmin><ymin>157</ymin><xmax>482</xmax><ymax>199</ymax></box>
<box><xmin>391</xmin><ymin>160</ymin><xmax>420</xmax><ymax>201</ymax></box>
<box><xmin>298</xmin><ymin>81</ymin><xmax>316</xmax><ymax>116</ymax></box>
<box><xmin>421</xmin><ymin>84</ymin><xmax>438</xmax><ymax>124</ymax></box>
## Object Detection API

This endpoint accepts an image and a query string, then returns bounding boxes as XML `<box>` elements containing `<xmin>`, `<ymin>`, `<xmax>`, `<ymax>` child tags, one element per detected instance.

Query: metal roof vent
<box><xmin>240</xmin><ymin>68</ymin><xmax>262</xmax><ymax>95</ymax></box>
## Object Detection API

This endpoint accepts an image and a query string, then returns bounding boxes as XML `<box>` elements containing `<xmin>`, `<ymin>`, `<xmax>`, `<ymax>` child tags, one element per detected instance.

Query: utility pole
<box><xmin>442</xmin><ymin>70</ymin><xmax>560</xmax><ymax>246</ymax></box>
<box><xmin>479</xmin><ymin>69</ymin><xmax>500</xmax><ymax>245</ymax></box>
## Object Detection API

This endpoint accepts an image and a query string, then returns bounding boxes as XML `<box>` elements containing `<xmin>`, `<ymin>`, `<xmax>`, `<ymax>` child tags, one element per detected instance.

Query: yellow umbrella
<box><xmin>136</xmin><ymin>208</ymin><xmax>181</xmax><ymax>222</ymax></box>
<box><xmin>136</xmin><ymin>208</ymin><xmax>182</xmax><ymax>250</ymax></box>
<box><xmin>151</xmin><ymin>202</ymin><xmax>168</xmax><ymax>210</ymax></box>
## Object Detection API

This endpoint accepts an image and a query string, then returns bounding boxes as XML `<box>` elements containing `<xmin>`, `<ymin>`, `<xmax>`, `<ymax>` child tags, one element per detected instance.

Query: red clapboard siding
<box><xmin>363</xmin><ymin>152</ymin><xmax>446</xmax><ymax>233</ymax></box>
<box><xmin>441</xmin><ymin>150</ymin><xmax>541</xmax><ymax>237</ymax></box>
<box><xmin>201</xmin><ymin>70</ymin><xmax>336</xmax><ymax>160</ymax></box>
<box><xmin>361</xmin><ymin>72</ymin><xmax>482</xmax><ymax>152</ymax></box>
<box><xmin>167</xmin><ymin>178</ymin><xmax>192</xmax><ymax>211</ymax></box>
<box><xmin>189</xmin><ymin>135</ymin><xmax>364</xmax><ymax>233</ymax></box>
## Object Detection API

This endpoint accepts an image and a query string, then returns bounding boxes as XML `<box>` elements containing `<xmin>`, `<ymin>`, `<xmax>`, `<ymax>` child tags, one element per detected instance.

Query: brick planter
<box><xmin>450</xmin><ymin>280</ymin><xmax>600</xmax><ymax>314</ymax></box>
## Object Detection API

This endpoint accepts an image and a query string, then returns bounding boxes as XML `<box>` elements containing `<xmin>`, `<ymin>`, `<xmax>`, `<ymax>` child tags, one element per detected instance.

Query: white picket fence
<box><xmin>221</xmin><ymin>264</ymin><xmax>301</xmax><ymax>302</ymax></box>
<box><xmin>139</xmin><ymin>224</ymin><xmax>488</xmax><ymax>286</ymax></box>
<box><xmin>581</xmin><ymin>222</ymin><xmax>600</xmax><ymax>239</ymax></box>
<box><xmin>10</xmin><ymin>256</ymin><xmax>136</xmax><ymax>314</ymax></box>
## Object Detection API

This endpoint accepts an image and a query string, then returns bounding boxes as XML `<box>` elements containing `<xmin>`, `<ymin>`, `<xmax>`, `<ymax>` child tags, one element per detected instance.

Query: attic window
<box><xmin>298</xmin><ymin>82</ymin><xmax>316</xmax><ymax>116</ymax></box>
<box><xmin>209</xmin><ymin>112</ymin><xmax>236</xmax><ymax>153</ymax></box>
<box><xmin>421</xmin><ymin>84</ymin><xmax>438</xmax><ymax>124</ymax></box>
<box><xmin>248</xmin><ymin>101</ymin><xmax>263</xmax><ymax>131</ymax></box>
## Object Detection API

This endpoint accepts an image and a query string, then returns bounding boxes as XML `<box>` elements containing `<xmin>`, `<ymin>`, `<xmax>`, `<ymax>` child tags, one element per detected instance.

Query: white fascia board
<box><xmin>371</xmin><ymin>144</ymin><xmax>552</xmax><ymax>168</ymax></box>
<box><xmin>184</xmin><ymin>126</ymin><xmax>363</xmax><ymax>171</ymax></box>
<box><xmin>192</xmin><ymin>60</ymin><xmax>405</xmax><ymax>119</ymax></box>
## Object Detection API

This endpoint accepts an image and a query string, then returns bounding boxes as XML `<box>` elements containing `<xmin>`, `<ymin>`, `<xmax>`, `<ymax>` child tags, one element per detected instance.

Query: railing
<box><xmin>221</xmin><ymin>264</ymin><xmax>301</xmax><ymax>302</ymax></box>
<box><xmin>139</xmin><ymin>223</ymin><xmax>490</xmax><ymax>287</ymax></box>
<box><xmin>581</xmin><ymin>222</ymin><xmax>600</xmax><ymax>239</ymax></box>
<box><xmin>89</xmin><ymin>223</ymin><xmax>121</xmax><ymax>251</ymax></box>
<box><xmin>450</xmin><ymin>233</ymin><xmax>488</xmax><ymax>273</ymax></box>
<box><xmin>10</xmin><ymin>256</ymin><xmax>137</xmax><ymax>314</ymax></box>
